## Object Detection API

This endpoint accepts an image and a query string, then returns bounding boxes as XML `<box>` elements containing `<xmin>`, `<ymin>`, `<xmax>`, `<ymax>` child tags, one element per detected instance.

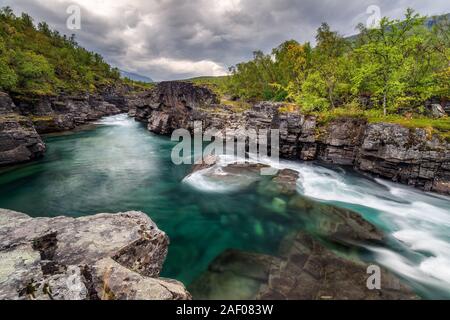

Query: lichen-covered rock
<box><xmin>0</xmin><ymin>209</ymin><xmax>190</xmax><ymax>300</ymax></box>
<box><xmin>0</xmin><ymin>92</ymin><xmax>18</xmax><ymax>114</ymax></box>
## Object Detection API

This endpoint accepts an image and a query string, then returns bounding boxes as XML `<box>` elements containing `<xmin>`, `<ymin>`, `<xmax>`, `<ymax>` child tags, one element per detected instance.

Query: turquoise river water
<box><xmin>0</xmin><ymin>114</ymin><xmax>449</xmax><ymax>299</ymax></box>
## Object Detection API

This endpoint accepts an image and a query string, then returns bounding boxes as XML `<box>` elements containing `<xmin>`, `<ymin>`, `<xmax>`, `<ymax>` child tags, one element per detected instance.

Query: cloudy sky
<box><xmin>3</xmin><ymin>0</ymin><xmax>450</xmax><ymax>81</ymax></box>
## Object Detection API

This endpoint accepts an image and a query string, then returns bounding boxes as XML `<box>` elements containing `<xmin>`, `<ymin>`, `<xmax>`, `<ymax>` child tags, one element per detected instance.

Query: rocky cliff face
<box><xmin>0</xmin><ymin>209</ymin><xmax>191</xmax><ymax>300</ymax></box>
<box><xmin>132</xmin><ymin>81</ymin><xmax>220</xmax><ymax>134</ymax></box>
<box><xmin>0</xmin><ymin>92</ymin><xmax>46</xmax><ymax>166</ymax></box>
<box><xmin>129</xmin><ymin>84</ymin><xmax>450</xmax><ymax>195</ymax></box>
<box><xmin>13</xmin><ymin>89</ymin><xmax>126</xmax><ymax>134</ymax></box>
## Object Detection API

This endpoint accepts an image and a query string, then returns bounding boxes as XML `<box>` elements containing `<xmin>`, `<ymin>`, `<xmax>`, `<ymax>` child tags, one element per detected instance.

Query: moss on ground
<box><xmin>31</xmin><ymin>115</ymin><xmax>55</xmax><ymax>122</ymax></box>
<box><xmin>220</xmin><ymin>99</ymin><xmax>252</xmax><ymax>113</ymax></box>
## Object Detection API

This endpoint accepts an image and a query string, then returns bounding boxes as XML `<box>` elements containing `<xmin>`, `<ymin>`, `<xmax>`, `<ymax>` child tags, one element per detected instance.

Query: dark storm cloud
<box><xmin>2</xmin><ymin>0</ymin><xmax>449</xmax><ymax>81</ymax></box>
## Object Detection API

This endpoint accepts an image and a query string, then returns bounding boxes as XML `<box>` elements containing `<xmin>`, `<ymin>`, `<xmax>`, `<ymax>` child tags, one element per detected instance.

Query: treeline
<box><xmin>226</xmin><ymin>9</ymin><xmax>449</xmax><ymax>116</ymax></box>
<box><xmin>0</xmin><ymin>7</ymin><xmax>121</xmax><ymax>96</ymax></box>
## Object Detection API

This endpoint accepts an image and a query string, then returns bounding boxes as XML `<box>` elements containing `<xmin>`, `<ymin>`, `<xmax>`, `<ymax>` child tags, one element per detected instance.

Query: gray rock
<box><xmin>258</xmin><ymin>232</ymin><xmax>418</xmax><ymax>300</ymax></box>
<box><xmin>0</xmin><ymin>209</ymin><xmax>190</xmax><ymax>300</ymax></box>
<box><xmin>0</xmin><ymin>93</ymin><xmax>46</xmax><ymax>166</ymax></box>
<box><xmin>427</xmin><ymin>104</ymin><xmax>446</xmax><ymax>118</ymax></box>
<box><xmin>356</xmin><ymin>123</ymin><xmax>450</xmax><ymax>194</ymax></box>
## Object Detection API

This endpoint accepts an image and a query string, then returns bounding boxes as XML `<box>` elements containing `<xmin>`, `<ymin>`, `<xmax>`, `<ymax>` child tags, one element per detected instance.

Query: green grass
<box><xmin>31</xmin><ymin>115</ymin><xmax>55</xmax><ymax>122</ymax></box>
<box><xmin>306</xmin><ymin>106</ymin><xmax>450</xmax><ymax>142</ymax></box>
<box><xmin>220</xmin><ymin>98</ymin><xmax>252</xmax><ymax>113</ymax></box>
<box><xmin>182</xmin><ymin>76</ymin><xmax>230</xmax><ymax>96</ymax></box>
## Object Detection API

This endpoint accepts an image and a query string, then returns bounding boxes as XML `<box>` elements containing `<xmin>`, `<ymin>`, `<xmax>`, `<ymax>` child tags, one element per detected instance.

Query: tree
<box><xmin>14</xmin><ymin>51</ymin><xmax>55</xmax><ymax>94</ymax></box>
<box><xmin>20</xmin><ymin>13</ymin><xmax>34</xmax><ymax>28</ymax></box>
<box><xmin>0</xmin><ymin>38</ymin><xmax>17</xmax><ymax>90</ymax></box>
<box><xmin>313</xmin><ymin>23</ymin><xmax>349</xmax><ymax>108</ymax></box>
<box><xmin>351</xmin><ymin>9</ymin><xmax>428</xmax><ymax>115</ymax></box>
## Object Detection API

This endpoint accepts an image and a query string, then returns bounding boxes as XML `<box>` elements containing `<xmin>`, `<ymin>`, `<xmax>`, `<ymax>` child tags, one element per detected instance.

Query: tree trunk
<box><xmin>328</xmin><ymin>84</ymin><xmax>335</xmax><ymax>109</ymax></box>
<box><xmin>383</xmin><ymin>91</ymin><xmax>387</xmax><ymax>116</ymax></box>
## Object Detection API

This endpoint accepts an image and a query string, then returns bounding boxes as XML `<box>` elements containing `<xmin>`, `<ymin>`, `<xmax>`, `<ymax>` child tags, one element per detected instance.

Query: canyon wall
<box><xmin>1</xmin><ymin>81</ymin><xmax>448</xmax><ymax>195</ymax></box>
<box><xmin>131</xmin><ymin>82</ymin><xmax>450</xmax><ymax>195</ymax></box>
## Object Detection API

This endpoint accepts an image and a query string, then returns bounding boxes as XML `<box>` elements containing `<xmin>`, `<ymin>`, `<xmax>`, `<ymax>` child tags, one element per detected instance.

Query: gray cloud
<box><xmin>3</xmin><ymin>0</ymin><xmax>450</xmax><ymax>81</ymax></box>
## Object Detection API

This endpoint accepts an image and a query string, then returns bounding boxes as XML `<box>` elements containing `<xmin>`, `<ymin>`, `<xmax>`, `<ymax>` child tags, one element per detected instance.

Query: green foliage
<box><xmin>0</xmin><ymin>6</ymin><xmax>123</xmax><ymax>95</ymax></box>
<box><xmin>352</xmin><ymin>9</ymin><xmax>431</xmax><ymax>115</ymax></box>
<box><xmin>227</xmin><ymin>9</ymin><xmax>450</xmax><ymax>117</ymax></box>
<box><xmin>0</xmin><ymin>37</ymin><xmax>17</xmax><ymax>90</ymax></box>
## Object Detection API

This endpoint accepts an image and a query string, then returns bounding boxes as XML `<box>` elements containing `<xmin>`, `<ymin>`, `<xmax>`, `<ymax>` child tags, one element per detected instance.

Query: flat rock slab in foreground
<box><xmin>0</xmin><ymin>209</ymin><xmax>191</xmax><ymax>300</ymax></box>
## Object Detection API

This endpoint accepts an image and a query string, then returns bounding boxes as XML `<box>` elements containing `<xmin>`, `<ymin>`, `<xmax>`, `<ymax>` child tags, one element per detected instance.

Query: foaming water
<box><xmin>1</xmin><ymin>114</ymin><xmax>449</xmax><ymax>298</ymax></box>
<box><xmin>186</xmin><ymin>154</ymin><xmax>450</xmax><ymax>297</ymax></box>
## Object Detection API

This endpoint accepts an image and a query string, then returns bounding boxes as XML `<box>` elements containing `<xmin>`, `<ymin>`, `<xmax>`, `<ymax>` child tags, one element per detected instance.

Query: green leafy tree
<box><xmin>0</xmin><ymin>38</ymin><xmax>18</xmax><ymax>90</ymax></box>
<box><xmin>351</xmin><ymin>9</ymin><xmax>429</xmax><ymax>115</ymax></box>
<box><xmin>311</xmin><ymin>23</ymin><xmax>349</xmax><ymax>109</ymax></box>
<box><xmin>0</xmin><ymin>7</ymin><xmax>136</xmax><ymax>96</ymax></box>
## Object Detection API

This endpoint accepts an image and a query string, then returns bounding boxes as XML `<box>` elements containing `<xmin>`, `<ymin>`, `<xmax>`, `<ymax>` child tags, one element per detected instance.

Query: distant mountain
<box><xmin>119</xmin><ymin>70</ymin><xmax>153</xmax><ymax>83</ymax></box>
<box><xmin>345</xmin><ymin>13</ymin><xmax>449</xmax><ymax>40</ymax></box>
<box><xmin>424</xmin><ymin>13</ymin><xmax>450</xmax><ymax>28</ymax></box>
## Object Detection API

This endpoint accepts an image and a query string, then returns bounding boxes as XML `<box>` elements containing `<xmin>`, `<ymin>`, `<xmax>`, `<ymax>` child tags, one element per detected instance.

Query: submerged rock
<box><xmin>191</xmin><ymin>232</ymin><xmax>418</xmax><ymax>300</ymax></box>
<box><xmin>189</xmin><ymin>250</ymin><xmax>282</xmax><ymax>300</ymax></box>
<box><xmin>258</xmin><ymin>232</ymin><xmax>418</xmax><ymax>300</ymax></box>
<box><xmin>287</xmin><ymin>196</ymin><xmax>383</xmax><ymax>244</ymax></box>
<box><xmin>0</xmin><ymin>209</ymin><xmax>191</xmax><ymax>300</ymax></box>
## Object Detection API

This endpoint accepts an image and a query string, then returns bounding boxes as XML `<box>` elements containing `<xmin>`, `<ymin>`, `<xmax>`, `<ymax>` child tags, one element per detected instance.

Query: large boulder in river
<box><xmin>0</xmin><ymin>209</ymin><xmax>191</xmax><ymax>300</ymax></box>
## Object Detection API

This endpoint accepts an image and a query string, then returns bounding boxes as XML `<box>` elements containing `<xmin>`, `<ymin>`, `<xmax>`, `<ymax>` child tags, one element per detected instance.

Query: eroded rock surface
<box><xmin>0</xmin><ymin>209</ymin><xmax>191</xmax><ymax>300</ymax></box>
<box><xmin>0</xmin><ymin>92</ymin><xmax>46</xmax><ymax>166</ymax></box>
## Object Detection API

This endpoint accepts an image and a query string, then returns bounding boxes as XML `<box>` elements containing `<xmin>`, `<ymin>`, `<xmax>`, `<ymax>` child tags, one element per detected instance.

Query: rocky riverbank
<box><xmin>0</xmin><ymin>209</ymin><xmax>190</xmax><ymax>300</ymax></box>
<box><xmin>1</xmin><ymin>81</ymin><xmax>448</xmax><ymax>194</ymax></box>
<box><xmin>130</xmin><ymin>81</ymin><xmax>450</xmax><ymax>195</ymax></box>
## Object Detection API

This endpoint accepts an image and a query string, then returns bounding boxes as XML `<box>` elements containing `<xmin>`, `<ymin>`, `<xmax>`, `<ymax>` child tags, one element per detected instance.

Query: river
<box><xmin>0</xmin><ymin>114</ymin><xmax>449</xmax><ymax>299</ymax></box>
